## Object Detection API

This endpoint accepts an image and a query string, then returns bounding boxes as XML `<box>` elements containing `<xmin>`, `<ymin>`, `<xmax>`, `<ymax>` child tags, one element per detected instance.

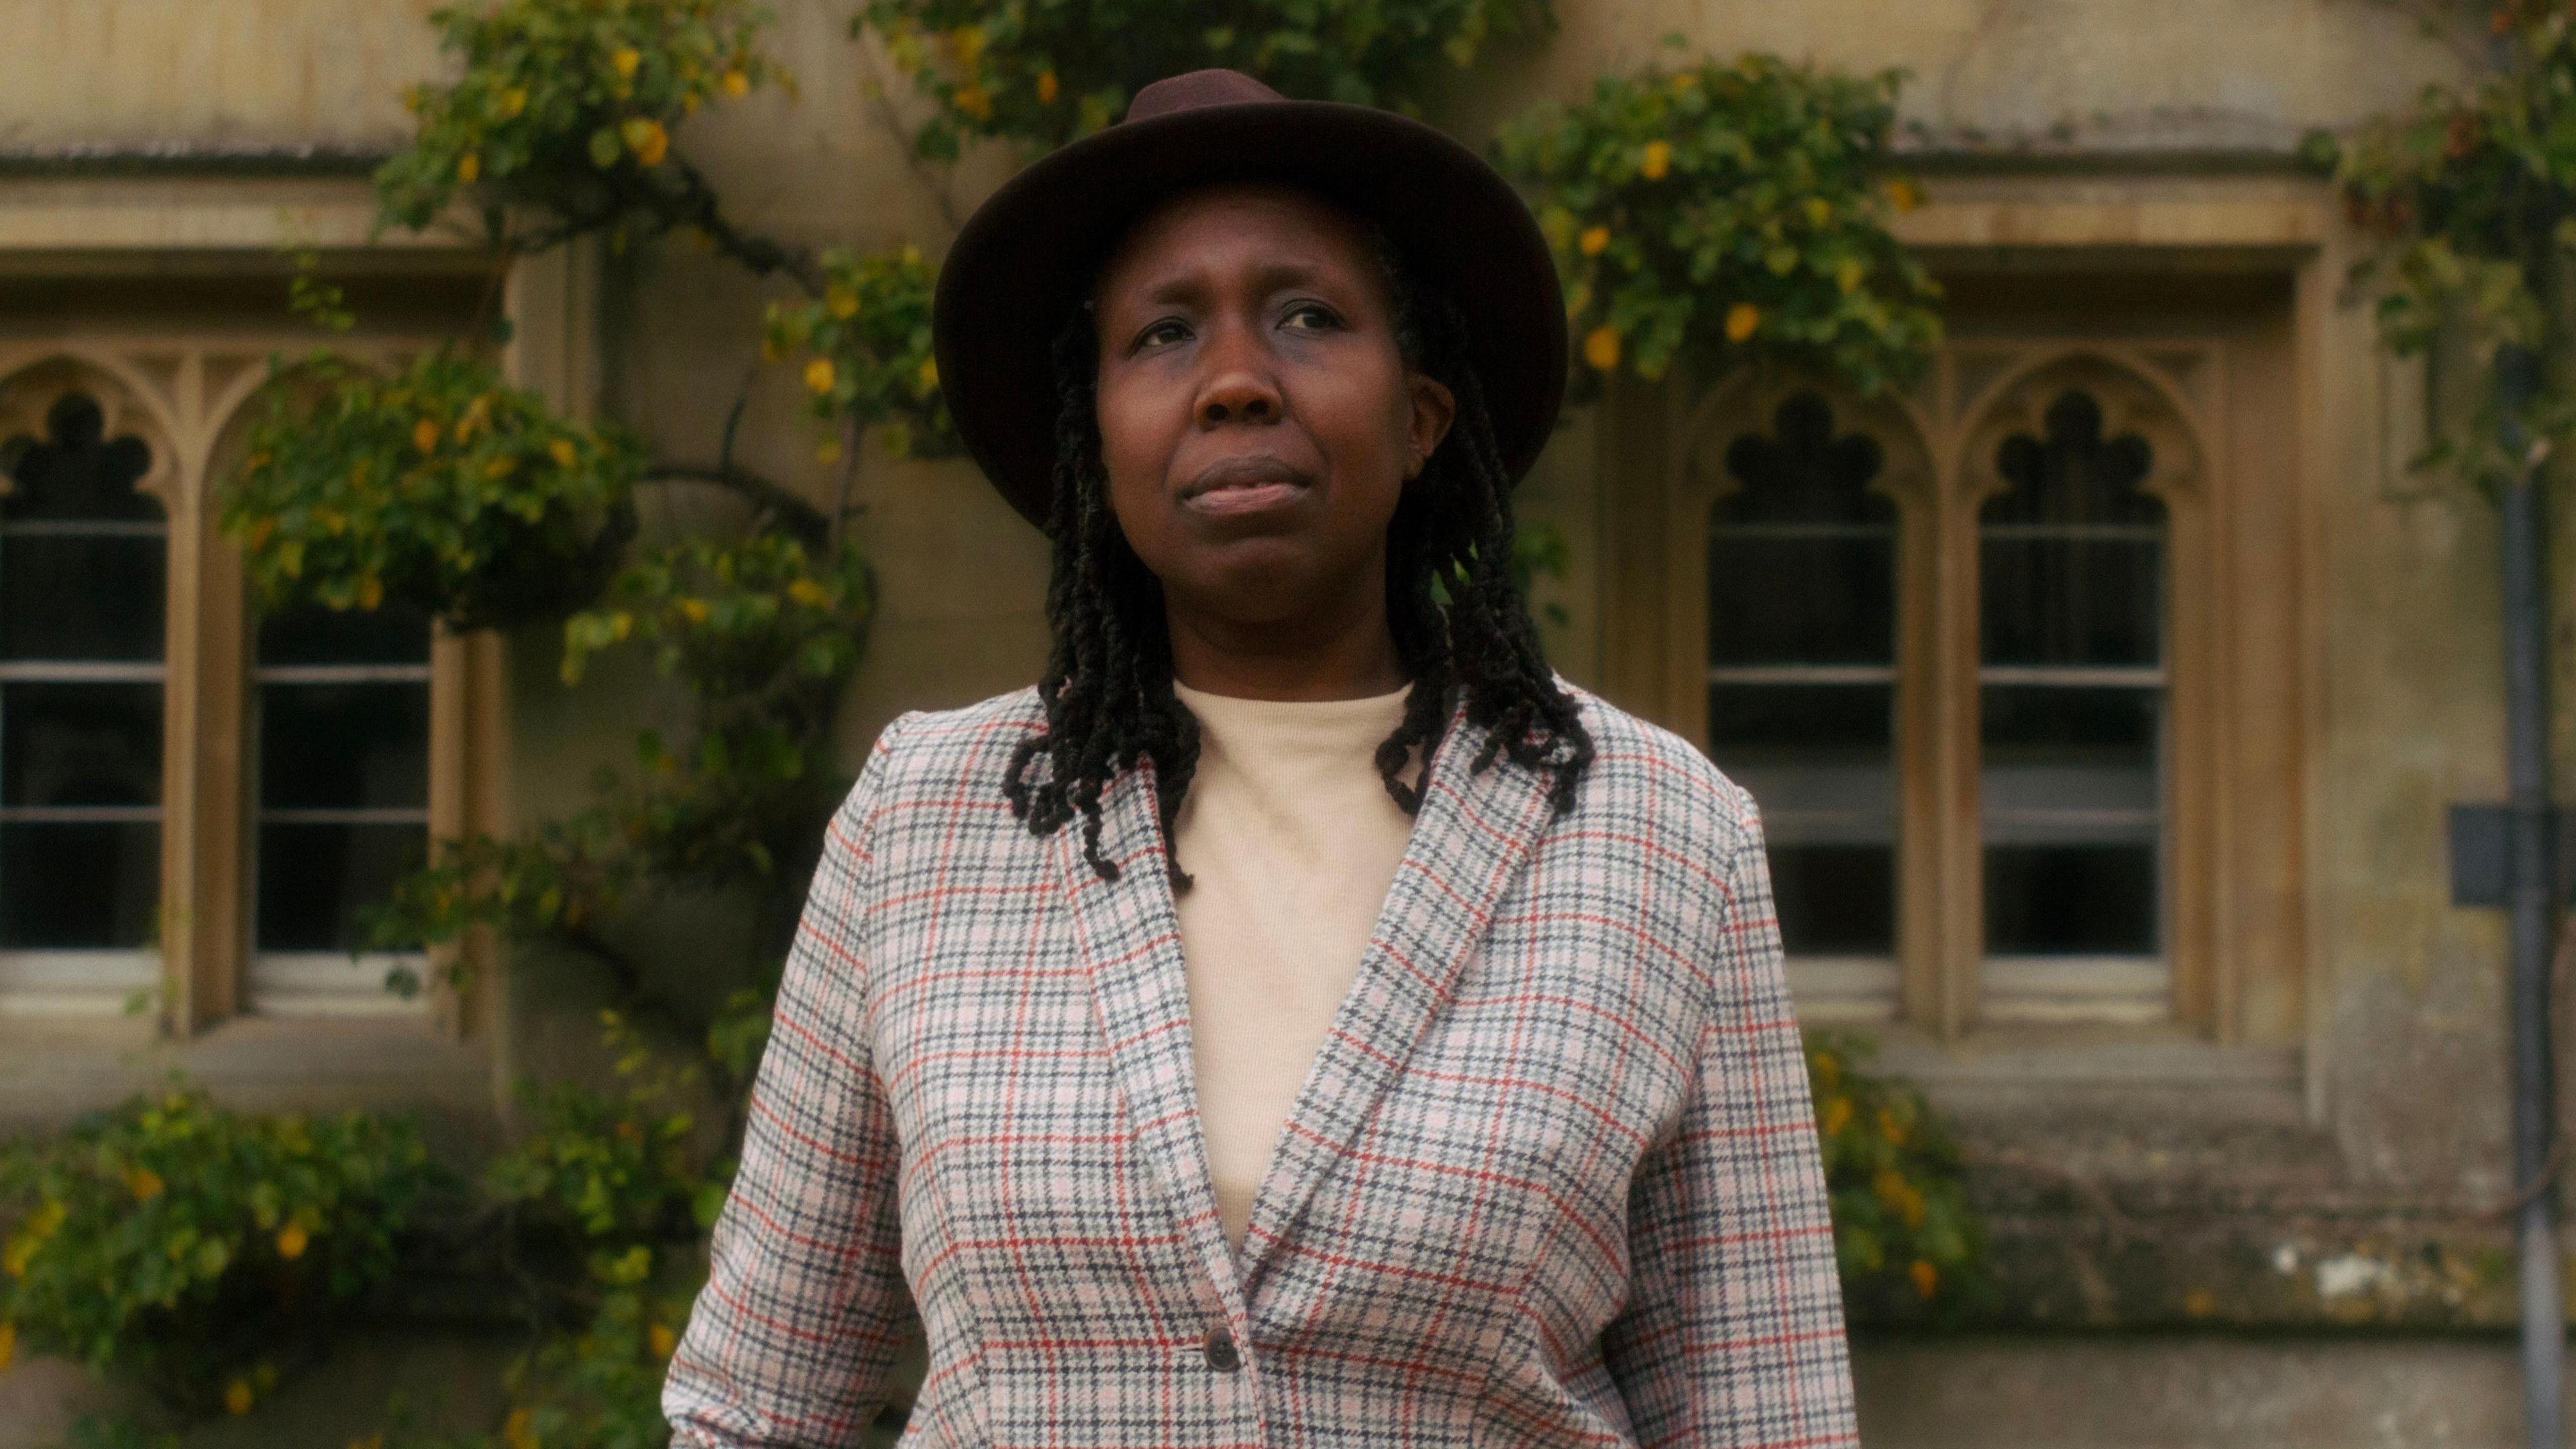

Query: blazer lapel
<box><xmin>1058</xmin><ymin>758</ymin><xmax>1248</xmax><ymax>1318</ymax></box>
<box><xmin>1235</xmin><ymin>707</ymin><xmax>1556</xmax><ymax>1297</ymax></box>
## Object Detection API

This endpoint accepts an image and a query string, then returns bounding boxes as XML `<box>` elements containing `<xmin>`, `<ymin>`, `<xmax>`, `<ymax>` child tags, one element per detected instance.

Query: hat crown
<box><xmin>1124</xmin><ymin>68</ymin><xmax>1284</xmax><ymax>124</ymax></box>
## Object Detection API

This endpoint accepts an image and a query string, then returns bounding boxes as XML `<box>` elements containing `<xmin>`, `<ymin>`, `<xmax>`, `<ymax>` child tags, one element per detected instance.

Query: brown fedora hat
<box><xmin>932</xmin><ymin>68</ymin><xmax>1568</xmax><ymax>531</ymax></box>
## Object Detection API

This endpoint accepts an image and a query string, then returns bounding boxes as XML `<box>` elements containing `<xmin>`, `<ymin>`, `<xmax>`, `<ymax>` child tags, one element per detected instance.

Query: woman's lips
<box><xmin>1179</xmin><ymin>457</ymin><xmax>1313</xmax><ymax>517</ymax></box>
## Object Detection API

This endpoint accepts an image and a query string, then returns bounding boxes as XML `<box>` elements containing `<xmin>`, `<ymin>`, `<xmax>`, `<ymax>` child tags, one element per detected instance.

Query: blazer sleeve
<box><xmin>665</xmin><ymin>715</ymin><xmax>918</xmax><ymax>1448</ymax></box>
<box><xmin>1599</xmin><ymin>791</ymin><xmax>1860</xmax><ymax>1448</ymax></box>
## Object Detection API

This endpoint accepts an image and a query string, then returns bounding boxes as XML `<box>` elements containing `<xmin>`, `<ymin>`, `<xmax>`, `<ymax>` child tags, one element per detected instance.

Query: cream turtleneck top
<box><xmin>1168</xmin><ymin>680</ymin><xmax>1419</xmax><ymax>1253</ymax></box>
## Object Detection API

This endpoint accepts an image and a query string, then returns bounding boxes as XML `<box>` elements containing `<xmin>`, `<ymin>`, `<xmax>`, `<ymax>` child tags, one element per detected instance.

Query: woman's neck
<box><xmin>1163</xmin><ymin>593</ymin><xmax>1406</xmax><ymax>702</ymax></box>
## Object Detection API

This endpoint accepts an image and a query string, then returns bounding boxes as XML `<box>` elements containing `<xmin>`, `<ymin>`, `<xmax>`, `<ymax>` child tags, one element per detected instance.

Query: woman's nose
<box><xmin>1195</xmin><ymin>335</ymin><xmax>1283</xmax><ymax>427</ymax></box>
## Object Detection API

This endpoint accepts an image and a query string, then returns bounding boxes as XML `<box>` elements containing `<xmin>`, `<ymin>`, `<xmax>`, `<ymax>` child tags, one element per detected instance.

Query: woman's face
<box><xmin>1089</xmin><ymin>184</ymin><xmax>1454</xmax><ymax>663</ymax></box>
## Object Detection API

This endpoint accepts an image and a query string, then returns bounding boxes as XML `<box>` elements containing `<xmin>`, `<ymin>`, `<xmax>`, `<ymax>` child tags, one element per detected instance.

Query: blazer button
<box><xmin>1202</xmin><ymin>1326</ymin><xmax>1242</xmax><ymax>1372</ymax></box>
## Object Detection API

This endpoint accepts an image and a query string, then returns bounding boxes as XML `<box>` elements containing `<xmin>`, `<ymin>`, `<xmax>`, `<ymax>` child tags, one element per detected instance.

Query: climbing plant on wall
<box><xmin>2308</xmin><ymin>3</ymin><xmax>2576</xmax><ymax>486</ymax></box>
<box><xmin>1495</xmin><ymin>43</ymin><xmax>1941</xmax><ymax>398</ymax></box>
<box><xmin>857</xmin><ymin>0</ymin><xmax>1554</xmax><ymax>155</ymax></box>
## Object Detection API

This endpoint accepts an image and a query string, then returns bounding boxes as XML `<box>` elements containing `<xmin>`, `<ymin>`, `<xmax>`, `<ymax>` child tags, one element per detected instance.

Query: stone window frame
<box><xmin>1666</xmin><ymin>347</ymin><xmax>2231</xmax><ymax>1037</ymax></box>
<box><xmin>0</xmin><ymin>179</ymin><xmax>597</xmax><ymax>1043</ymax></box>
<box><xmin>1578</xmin><ymin>180</ymin><xmax>2339</xmax><ymax>1079</ymax></box>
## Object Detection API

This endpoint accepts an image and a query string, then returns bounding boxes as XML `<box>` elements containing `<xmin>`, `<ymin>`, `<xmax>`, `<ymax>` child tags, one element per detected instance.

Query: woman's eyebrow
<box><xmin>1122</xmin><ymin>256</ymin><xmax>1352</xmax><ymax>310</ymax></box>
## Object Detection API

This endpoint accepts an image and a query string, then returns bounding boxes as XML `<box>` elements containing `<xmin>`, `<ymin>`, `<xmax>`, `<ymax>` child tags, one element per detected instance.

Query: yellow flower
<box><xmin>1884</xmin><ymin>176</ymin><xmax>1921</xmax><ymax>213</ymax></box>
<box><xmin>1582</xmin><ymin>325</ymin><xmax>1620</xmax><ymax>372</ymax></box>
<box><xmin>457</xmin><ymin>152</ymin><xmax>482</xmax><ymax>184</ymax></box>
<box><xmin>549</xmin><ymin>438</ymin><xmax>580</xmax><ymax>470</ymax></box>
<box><xmin>623</xmin><ymin>117</ymin><xmax>669</xmax><ymax>166</ymax></box>
<box><xmin>1910</xmin><ymin>1259</ymin><xmax>1939</xmax><ymax>1298</ymax></box>
<box><xmin>482</xmin><ymin>458</ymin><xmax>517</xmax><ymax>480</ymax></box>
<box><xmin>414</xmin><ymin>417</ymin><xmax>441</xmax><ymax>453</ymax></box>
<box><xmin>826</xmin><ymin>284</ymin><xmax>860</xmax><ymax>319</ymax></box>
<box><xmin>1836</xmin><ymin>257</ymin><xmax>1866</xmax><ymax>294</ymax></box>
<box><xmin>1878</xmin><ymin>1105</ymin><xmax>1911</xmax><ymax>1146</ymax></box>
<box><xmin>356</xmin><ymin>577</ymin><xmax>384</xmax><ymax>612</ymax></box>
<box><xmin>788</xmin><ymin>577</ymin><xmax>830</xmax><ymax>608</ymax></box>
<box><xmin>1036</xmin><ymin>69</ymin><xmax>1060</xmax><ymax>105</ymax></box>
<box><xmin>676</xmin><ymin>598</ymin><xmax>710</xmax><ymax>625</ymax></box>
<box><xmin>649</xmin><ymin>1322</ymin><xmax>678</xmax><ymax>1358</ymax></box>
<box><xmin>275</xmin><ymin>1222</ymin><xmax>310</xmax><ymax>1260</ymax></box>
<box><xmin>610</xmin><ymin>47</ymin><xmax>641</xmax><ymax>80</ymax></box>
<box><xmin>350</xmin><ymin>1436</ymin><xmax>385</xmax><ymax>1449</ymax></box>
<box><xmin>503</xmin><ymin>1407</ymin><xmax>539</xmax><ymax>1449</ymax></box>
<box><xmin>225</xmin><ymin>1379</ymin><xmax>254</xmax><ymax>1415</ymax></box>
<box><xmin>127</xmin><ymin>1167</ymin><xmax>164</xmax><ymax>1201</ymax></box>
<box><xmin>1639</xmin><ymin>140</ymin><xmax>1672</xmax><ymax>180</ymax></box>
<box><xmin>1811</xmin><ymin>1051</ymin><xmax>1841</xmax><ymax>1089</ymax></box>
<box><xmin>948</xmin><ymin>25</ymin><xmax>985</xmax><ymax>67</ymax></box>
<box><xmin>1725</xmin><ymin>302</ymin><xmax>1761</xmax><ymax>343</ymax></box>
<box><xmin>1803</xmin><ymin>196</ymin><xmax>1832</xmax><ymax>228</ymax></box>
<box><xmin>1819</xmin><ymin>1094</ymin><xmax>1851</xmax><ymax>1138</ymax></box>
<box><xmin>916</xmin><ymin>356</ymin><xmax>939</xmax><ymax>392</ymax></box>
<box><xmin>1577</xmin><ymin>225</ymin><xmax>1610</xmax><ymax>257</ymax></box>
<box><xmin>0</xmin><ymin>1322</ymin><xmax>13</xmax><ymax>1373</ymax></box>
<box><xmin>804</xmin><ymin>358</ymin><xmax>837</xmax><ymax>394</ymax></box>
<box><xmin>498</xmin><ymin>87</ymin><xmax>527</xmax><ymax>119</ymax></box>
<box><xmin>953</xmin><ymin>84</ymin><xmax>994</xmax><ymax>121</ymax></box>
<box><xmin>722</xmin><ymin>69</ymin><xmax>750</xmax><ymax>99</ymax></box>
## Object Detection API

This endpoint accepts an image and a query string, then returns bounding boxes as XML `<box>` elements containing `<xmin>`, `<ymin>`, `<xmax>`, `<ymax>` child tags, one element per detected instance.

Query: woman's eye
<box><xmin>1135</xmin><ymin>319</ymin><xmax>1190</xmax><ymax>350</ymax></box>
<box><xmin>1281</xmin><ymin>303</ymin><xmax>1340</xmax><ymax>332</ymax></box>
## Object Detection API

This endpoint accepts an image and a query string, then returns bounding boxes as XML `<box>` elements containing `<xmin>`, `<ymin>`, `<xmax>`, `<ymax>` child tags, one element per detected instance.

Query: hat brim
<box><xmin>932</xmin><ymin>99</ymin><xmax>1568</xmax><ymax>532</ymax></box>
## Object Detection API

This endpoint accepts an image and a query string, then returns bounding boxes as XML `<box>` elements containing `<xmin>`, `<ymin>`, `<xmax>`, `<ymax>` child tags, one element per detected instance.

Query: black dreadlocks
<box><xmin>1000</xmin><ymin>231</ymin><xmax>1594</xmax><ymax>886</ymax></box>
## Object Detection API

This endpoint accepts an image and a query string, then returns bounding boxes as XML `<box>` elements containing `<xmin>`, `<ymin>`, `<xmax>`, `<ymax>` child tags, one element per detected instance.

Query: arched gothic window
<box><xmin>1707</xmin><ymin>391</ymin><xmax>1899</xmax><ymax>963</ymax></box>
<box><xmin>1977</xmin><ymin>388</ymin><xmax>2167</xmax><ymax>998</ymax></box>
<box><xmin>0</xmin><ymin>393</ymin><xmax>166</xmax><ymax>958</ymax></box>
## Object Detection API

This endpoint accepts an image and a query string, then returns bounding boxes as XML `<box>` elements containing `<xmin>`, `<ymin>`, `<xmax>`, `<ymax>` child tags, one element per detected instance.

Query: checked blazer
<box><xmin>663</xmin><ymin>682</ymin><xmax>1857</xmax><ymax>1448</ymax></box>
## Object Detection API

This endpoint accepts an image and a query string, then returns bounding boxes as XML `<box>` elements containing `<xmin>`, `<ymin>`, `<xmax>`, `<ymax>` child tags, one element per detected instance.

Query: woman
<box><xmin>665</xmin><ymin>69</ymin><xmax>1854</xmax><ymax>1448</ymax></box>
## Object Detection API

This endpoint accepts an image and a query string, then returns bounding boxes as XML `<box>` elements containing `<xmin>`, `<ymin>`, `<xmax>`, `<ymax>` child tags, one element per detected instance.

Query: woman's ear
<box><xmin>1405</xmin><ymin>373</ymin><xmax>1456</xmax><ymax>480</ymax></box>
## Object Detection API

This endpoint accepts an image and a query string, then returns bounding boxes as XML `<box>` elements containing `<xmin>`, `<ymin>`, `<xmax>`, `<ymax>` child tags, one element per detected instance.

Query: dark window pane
<box><xmin>1984</xmin><ymin>844</ymin><xmax>2156</xmax><ymax>955</ymax></box>
<box><xmin>2</xmin><ymin>682</ymin><xmax>161</xmax><ymax>806</ymax></box>
<box><xmin>258</xmin><ymin>604</ymin><xmax>432</xmax><ymax>667</ymax></box>
<box><xmin>1719</xmin><ymin>392</ymin><xmax>1892</xmax><ymax>526</ymax></box>
<box><xmin>0</xmin><ymin>395</ymin><xmax>160</xmax><ymax>524</ymax></box>
<box><xmin>1710</xmin><ymin>534</ymin><xmax>1895</xmax><ymax>665</ymax></box>
<box><xmin>0</xmin><ymin>820</ymin><xmax>157</xmax><ymax>947</ymax></box>
<box><xmin>0</xmin><ymin>533</ymin><xmax>166</xmax><ymax>661</ymax></box>
<box><xmin>259</xmin><ymin>683</ymin><xmax>431</xmax><ymax>810</ymax></box>
<box><xmin>1710</xmin><ymin>682</ymin><xmax>1890</xmax><ymax>761</ymax></box>
<box><xmin>1767</xmin><ymin>844</ymin><xmax>1894</xmax><ymax>955</ymax></box>
<box><xmin>1980</xmin><ymin>684</ymin><xmax>2157</xmax><ymax>763</ymax></box>
<box><xmin>1980</xmin><ymin>536</ymin><xmax>2161</xmax><ymax>667</ymax></box>
<box><xmin>1984</xmin><ymin>392</ymin><xmax>2158</xmax><ymax>528</ymax></box>
<box><xmin>1978</xmin><ymin>387</ymin><xmax>2167</xmax><ymax>969</ymax></box>
<box><xmin>1711</xmin><ymin>393</ymin><xmax>1898</xmax><ymax>961</ymax></box>
<box><xmin>256</xmin><ymin>822</ymin><xmax>427</xmax><ymax>952</ymax></box>
<box><xmin>1979</xmin><ymin>389</ymin><xmax>2163</xmax><ymax>668</ymax></box>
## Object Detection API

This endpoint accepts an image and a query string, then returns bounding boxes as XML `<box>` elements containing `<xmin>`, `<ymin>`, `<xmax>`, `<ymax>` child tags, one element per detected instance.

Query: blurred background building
<box><xmin>0</xmin><ymin>1</ymin><xmax>2560</xmax><ymax>1444</ymax></box>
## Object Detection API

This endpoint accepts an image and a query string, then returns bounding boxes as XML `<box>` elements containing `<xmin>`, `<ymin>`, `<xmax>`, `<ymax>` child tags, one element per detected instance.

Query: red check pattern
<box><xmin>665</xmin><ymin>683</ymin><xmax>1856</xmax><ymax>1447</ymax></box>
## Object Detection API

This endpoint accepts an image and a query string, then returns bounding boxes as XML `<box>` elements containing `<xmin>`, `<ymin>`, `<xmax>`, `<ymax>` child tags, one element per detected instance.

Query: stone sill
<box><xmin>0</xmin><ymin>1014</ymin><xmax>501</xmax><ymax>1159</ymax></box>
<box><xmin>1861</xmin><ymin>1022</ymin><xmax>2306</xmax><ymax>1122</ymax></box>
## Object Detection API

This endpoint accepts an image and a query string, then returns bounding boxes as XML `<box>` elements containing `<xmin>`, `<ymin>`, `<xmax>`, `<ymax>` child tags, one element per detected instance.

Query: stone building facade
<box><xmin>0</xmin><ymin>1</ymin><xmax>2563</xmax><ymax>1444</ymax></box>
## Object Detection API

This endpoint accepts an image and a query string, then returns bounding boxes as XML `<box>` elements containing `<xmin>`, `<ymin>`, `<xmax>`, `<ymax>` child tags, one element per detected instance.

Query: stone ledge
<box><xmin>1853</xmin><ymin>1332</ymin><xmax>2565</xmax><ymax>1449</ymax></box>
